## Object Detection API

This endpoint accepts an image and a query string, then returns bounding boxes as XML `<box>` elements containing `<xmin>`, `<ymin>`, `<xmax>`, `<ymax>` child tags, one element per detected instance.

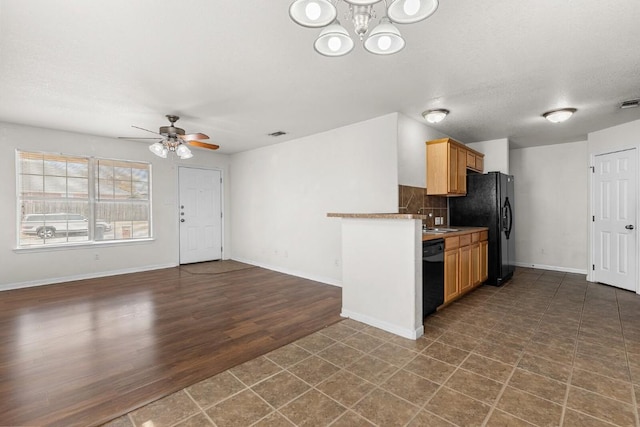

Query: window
<box><xmin>17</xmin><ymin>150</ymin><xmax>151</xmax><ymax>247</ymax></box>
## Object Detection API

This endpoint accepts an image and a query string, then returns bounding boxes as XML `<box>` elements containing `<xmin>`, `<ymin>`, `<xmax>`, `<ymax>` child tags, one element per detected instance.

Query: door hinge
<box><xmin>220</xmin><ymin>212</ymin><xmax>223</xmax><ymax>218</ymax></box>
<box><xmin>592</xmin><ymin>264</ymin><xmax>595</xmax><ymax>271</ymax></box>
<box><xmin>592</xmin><ymin>215</ymin><xmax>595</xmax><ymax>222</ymax></box>
<box><xmin>220</xmin><ymin>177</ymin><xmax>223</xmax><ymax>183</ymax></box>
<box><xmin>590</xmin><ymin>166</ymin><xmax>595</xmax><ymax>173</ymax></box>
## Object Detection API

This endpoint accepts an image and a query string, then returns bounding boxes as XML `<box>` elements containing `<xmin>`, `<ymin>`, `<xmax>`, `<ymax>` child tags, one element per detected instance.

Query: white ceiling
<box><xmin>1</xmin><ymin>0</ymin><xmax>639</xmax><ymax>153</ymax></box>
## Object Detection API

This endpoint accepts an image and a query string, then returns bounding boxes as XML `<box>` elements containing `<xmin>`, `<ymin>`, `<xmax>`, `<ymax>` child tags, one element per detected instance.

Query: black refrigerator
<box><xmin>449</xmin><ymin>172</ymin><xmax>515</xmax><ymax>286</ymax></box>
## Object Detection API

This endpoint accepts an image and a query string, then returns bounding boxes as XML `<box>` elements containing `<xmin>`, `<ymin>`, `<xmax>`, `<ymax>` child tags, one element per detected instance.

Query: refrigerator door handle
<box><xmin>504</xmin><ymin>197</ymin><xmax>513</xmax><ymax>240</ymax></box>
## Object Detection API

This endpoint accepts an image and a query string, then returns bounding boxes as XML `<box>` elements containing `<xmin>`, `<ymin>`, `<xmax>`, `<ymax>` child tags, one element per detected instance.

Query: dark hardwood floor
<box><xmin>0</xmin><ymin>264</ymin><xmax>343</xmax><ymax>427</ymax></box>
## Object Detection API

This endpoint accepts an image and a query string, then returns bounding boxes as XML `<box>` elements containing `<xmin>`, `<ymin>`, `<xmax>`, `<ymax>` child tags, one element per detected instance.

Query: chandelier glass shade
<box><xmin>289</xmin><ymin>0</ymin><xmax>439</xmax><ymax>56</ymax></box>
<box><xmin>314</xmin><ymin>21</ymin><xmax>355</xmax><ymax>56</ymax></box>
<box><xmin>149</xmin><ymin>137</ymin><xmax>193</xmax><ymax>160</ymax></box>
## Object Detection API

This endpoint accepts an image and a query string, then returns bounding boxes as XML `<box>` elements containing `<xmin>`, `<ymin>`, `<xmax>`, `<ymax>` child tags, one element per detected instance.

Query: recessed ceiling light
<box><xmin>542</xmin><ymin>108</ymin><xmax>577</xmax><ymax>123</ymax></box>
<box><xmin>422</xmin><ymin>109</ymin><xmax>449</xmax><ymax>124</ymax></box>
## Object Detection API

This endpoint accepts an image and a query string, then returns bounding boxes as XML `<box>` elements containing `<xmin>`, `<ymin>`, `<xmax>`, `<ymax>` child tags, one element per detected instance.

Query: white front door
<box><xmin>593</xmin><ymin>148</ymin><xmax>637</xmax><ymax>291</ymax></box>
<box><xmin>179</xmin><ymin>167</ymin><xmax>222</xmax><ymax>264</ymax></box>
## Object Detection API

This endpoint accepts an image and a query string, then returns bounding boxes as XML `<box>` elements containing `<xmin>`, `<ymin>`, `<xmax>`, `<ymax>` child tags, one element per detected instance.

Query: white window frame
<box><xmin>15</xmin><ymin>150</ymin><xmax>153</xmax><ymax>249</ymax></box>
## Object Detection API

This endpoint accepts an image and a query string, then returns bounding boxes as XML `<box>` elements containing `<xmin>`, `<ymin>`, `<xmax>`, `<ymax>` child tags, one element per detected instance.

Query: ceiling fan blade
<box><xmin>187</xmin><ymin>140</ymin><xmax>220</xmax><ymax>150</ymax></box>
<box><xmin>132</xmin><ymin>125</ymin><xmax>162</xmax><ymax>136</ymax></box>
<box><xmin>118</xmin><ymin>136</ymin><xmax>162</xmax><ymax>140</ymax></box>
<box><xmin>180</xmin><ymin>132</ymin><xmax>209</xmax><ymax>140</ymax></box>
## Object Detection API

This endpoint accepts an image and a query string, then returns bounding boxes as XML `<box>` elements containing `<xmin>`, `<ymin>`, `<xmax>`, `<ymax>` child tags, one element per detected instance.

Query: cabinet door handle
<box><xmin>180</xmin><ymin>219</ymin><xmax>185</xmax><ymax>223</ymax></box>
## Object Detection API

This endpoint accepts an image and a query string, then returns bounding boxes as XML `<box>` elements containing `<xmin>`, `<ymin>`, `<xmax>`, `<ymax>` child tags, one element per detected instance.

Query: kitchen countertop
<box><xmin>422</xmin><ymin>226</ymin><xmax>488</xmax><ymax>241</ymax></box>
<box><xmin>327</xmin><ymin>214</ymin><xmax>487</xmax><ymax>241</ymax></box>
<box><xmin>327</xmin><ymin>213</ymin><xmax>427</xmax><ymax>220</ymax></box>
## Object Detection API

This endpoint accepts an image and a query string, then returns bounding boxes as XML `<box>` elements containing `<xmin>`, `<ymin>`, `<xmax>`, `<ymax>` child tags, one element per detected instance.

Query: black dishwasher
<box><xmin>423</xmin><ymin>238</ymin><xmax>445</xmax><ymax>318</ymax></box>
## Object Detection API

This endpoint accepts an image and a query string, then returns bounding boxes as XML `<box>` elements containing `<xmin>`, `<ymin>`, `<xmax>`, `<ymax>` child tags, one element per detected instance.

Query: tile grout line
<box><xmin>182</xmin><ymin>388</ymin><xmax>219</xmax><ymax>427</ymax></box>
<box><xmin>617</xmin><ymin>288</ymin><xmax>640</xmax><ymax>427</ymax></box>
<box><xmin>318</xmin><ymin>340</ymin><xmax>417</xmax><ymax>426</ymax></box>
<box><xmin>480</xmin><ymin>274</ymin><xmax>563</xmax><ymax>426</ymax></box>
<box><xmin>126</xmin><ymin>412</ymin><xmax>136</xmax><ymax>427</ymax></box>
<box><xmin>557</xmin><ymin>275</ymin><xmax>586</xmax><ymax>427</ymax></box>
<box><xmin>256</xmin><ymin>323</ymin><xmax>404</xmax><ymax>427</ymax></box>
<box><xmin>479</xmin><ymin>318</ymin><xmax>530</xmax><ymax>421</ymax></box>
<box><xmin>313</xmin><ymin>328</ymin><xmax>444</xmax><ymax>427</ymax></box>
<box><xmin>405</xmin><ymin>348</ymin><xmax>475</xmax><ymax>427</ymax></box>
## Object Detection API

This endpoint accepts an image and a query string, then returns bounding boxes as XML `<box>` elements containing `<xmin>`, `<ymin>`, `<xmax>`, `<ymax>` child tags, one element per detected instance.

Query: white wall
<box><xmin>510</xmin><ymin>141</ymin><xmax>588</xmax><ymax>273</ymax></box>
<box><xmin>397</xmin><ymin>114</ymin><xmax>448</xmax><ymax>188</ymax></box>
<box><xmin>467</xmin><ymin>138</ymin><xmax>510</xmax><ymax>174</ymax></box>
<box><xmin>588</xmin><ymin>119</ymin><xmax>640</xmax><ymax>153</ymax></box>
<box><xmin>0</xmin><ymin>122</ymin><xmax>231</xmax><ymax>290</ymax></box>
<box><xmin>341</xmin><ymin>218</ymin><xmax>422</xmax><ymax>339</ymax></box>
<box><xmin>230</xmin><ymin>114</ymin><xmax>399</xmax><ymax>286</ymax></box>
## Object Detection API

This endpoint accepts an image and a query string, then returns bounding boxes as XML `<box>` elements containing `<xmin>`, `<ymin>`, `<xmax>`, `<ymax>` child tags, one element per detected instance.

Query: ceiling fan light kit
<box><xmin>543</xmin><ymin>108</ymin><xmax>577</xmax><ymax>123</ymax></box>
<box><xmin>149</xmin><ymin>142</ymin><xmax>168</xmax><ymax>158</ymax></box>
<box><xmin>290</xmin><ymin>0</ymin><xmax>439</xmax><ymax>56</ymax></box>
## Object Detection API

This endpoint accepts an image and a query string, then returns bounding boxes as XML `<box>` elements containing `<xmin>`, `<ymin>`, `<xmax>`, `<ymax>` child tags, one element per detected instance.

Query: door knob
<box><xmin>625</xmin><ymin>224</ymin><xmax>634</xmax><ymax>230</ymax></box>
<box><xmin>180</xmin><ymin>219</ymin><xmax>185</xmax><ymax>223</ymax></box>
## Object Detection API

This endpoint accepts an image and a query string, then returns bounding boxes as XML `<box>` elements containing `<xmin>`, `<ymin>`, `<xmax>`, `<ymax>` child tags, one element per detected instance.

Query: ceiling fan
<box><xmin>120</xmin><ymin>115</ymin><xmax>219</xmax><ymax>159</ymax></box>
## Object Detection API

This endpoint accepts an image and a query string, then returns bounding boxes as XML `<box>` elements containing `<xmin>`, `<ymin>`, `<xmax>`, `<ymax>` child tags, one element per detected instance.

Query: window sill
<box><xmin>13</xmin><ymin>238</ymin><xmax>155</xmax><ymax>254</ymax></box>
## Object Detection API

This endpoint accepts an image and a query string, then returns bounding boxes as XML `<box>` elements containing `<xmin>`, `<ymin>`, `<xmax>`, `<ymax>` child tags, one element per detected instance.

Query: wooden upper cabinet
<box><xmin>426</xmin><ymin>138</ymin><xmax>484</xmax><ymax>196</ymax></box>
<box><xmin>457</xmin><ymin>146</ymin><xmax>467</xmax><ymax>194</ymax></box>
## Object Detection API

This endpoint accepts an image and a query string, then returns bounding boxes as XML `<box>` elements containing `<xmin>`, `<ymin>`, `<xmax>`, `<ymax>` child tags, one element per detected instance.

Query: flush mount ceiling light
<box><xmin>422</xmin><ymin>109</ymin><xmax>449</xmax><ymax>123</ymax></box>
<box><xmin>542</xmin><ymin>108</ymin><xmax>577</xmax><ymax>123</ymax></box>
<box><xmin>290</xmin><ymin>0</ymin><xmax>439</xmax><ymax>56</ymax></box>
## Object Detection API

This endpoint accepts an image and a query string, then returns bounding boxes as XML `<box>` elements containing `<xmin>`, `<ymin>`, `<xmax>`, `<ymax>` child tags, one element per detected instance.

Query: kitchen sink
<box><xmin>423</xmin><ymin>228</ymin><xmax>460</xmax><ymax>234</ymax></box>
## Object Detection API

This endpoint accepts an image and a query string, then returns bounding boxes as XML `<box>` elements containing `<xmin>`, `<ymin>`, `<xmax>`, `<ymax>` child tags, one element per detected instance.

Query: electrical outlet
<box><xmin>435</xmin><ymin>217</ymin><xmax>442</xmax><ymax>225</ymax></box>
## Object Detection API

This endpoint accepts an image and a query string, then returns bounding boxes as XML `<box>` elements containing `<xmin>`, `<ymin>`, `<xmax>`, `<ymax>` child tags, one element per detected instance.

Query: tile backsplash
<box><xmin>398</xmin><ymin>185</ymin><xmax>448</xmax><ymax>228</ymax></box>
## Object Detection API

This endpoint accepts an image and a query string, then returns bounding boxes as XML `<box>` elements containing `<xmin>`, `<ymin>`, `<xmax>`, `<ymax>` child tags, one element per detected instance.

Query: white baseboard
<box><xmin>341</xmin><ymin>309</ymin><xmax>424</xmax><ymax>340</ymax></box>
<box><xmin>513</xmin><ymin>262</ymin><xmax>587</xmax><ymax>275</ymax></box>
<box><xmin>0</xmin><ymin>263</ymin><xmax>177</xmax><ymax>292</ymax></box>
<box><xmin>231</xmin><ymin>257</ymin><xmax>342</xmax><ymax>288</ymax></box>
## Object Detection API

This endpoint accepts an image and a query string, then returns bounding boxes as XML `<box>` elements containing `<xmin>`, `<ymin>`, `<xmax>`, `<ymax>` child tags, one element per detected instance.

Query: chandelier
<box><xmin>289</xmin><ymin>0</ymin><xmax>439</xmax><ymax>56</ymax></box>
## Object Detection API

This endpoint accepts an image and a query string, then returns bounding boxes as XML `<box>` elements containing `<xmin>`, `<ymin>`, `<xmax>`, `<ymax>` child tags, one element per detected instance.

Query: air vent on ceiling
<box><xmin>268</xmin><ymin>131</ymin><xmax>287</xmax><ymax>137</ymax></box>
<box><xmin>620</xmin><ymin>99</ymin><xmax>640</xmax><ymax>109</ymax></box>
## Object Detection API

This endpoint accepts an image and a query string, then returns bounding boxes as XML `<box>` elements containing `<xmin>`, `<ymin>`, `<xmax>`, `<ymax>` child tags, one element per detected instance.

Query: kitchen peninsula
<box><xmin>328</xmin><ymin>212</ymin><xmax>487</xmax><ymax>340</ymax></box>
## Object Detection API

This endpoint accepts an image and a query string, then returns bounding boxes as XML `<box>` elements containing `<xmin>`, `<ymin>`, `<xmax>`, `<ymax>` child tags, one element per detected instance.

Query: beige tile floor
<box><xmin>103</xmin><ymin>268</ymin><xmax>640</xmax><ymax>427</ymax></box>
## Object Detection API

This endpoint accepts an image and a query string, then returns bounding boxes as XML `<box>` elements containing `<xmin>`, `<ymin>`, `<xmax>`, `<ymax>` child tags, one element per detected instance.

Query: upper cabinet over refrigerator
<box><xmin>426</xmin><ymin>138</ymin><xmax>485</xmax><ymax>196</ymax></box>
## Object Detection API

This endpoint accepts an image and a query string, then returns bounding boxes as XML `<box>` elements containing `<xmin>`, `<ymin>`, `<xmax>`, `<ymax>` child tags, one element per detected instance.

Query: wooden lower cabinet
<box><xmin>480</xmin><ymin>240</ymin><xmax>488</xmax><ymax>282</ymax></box>
<box><xmin>444</xmin><ymin>249</ymin><xmax>459</xmax><ymax>303</ymax></box>
<box><xmin>459</xmin><ymin>244</ymin><xmax>472</xmax><ymax>294</ymax></box>
<box><xmin>442</xmin><ymin>231</ymin><xmax>489</xmax><ymax>306</ymax></box>
<box><xmin>471</xmin><ymin>242</ymin><xmax>481</xmax><ymax>286</ymax></box>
